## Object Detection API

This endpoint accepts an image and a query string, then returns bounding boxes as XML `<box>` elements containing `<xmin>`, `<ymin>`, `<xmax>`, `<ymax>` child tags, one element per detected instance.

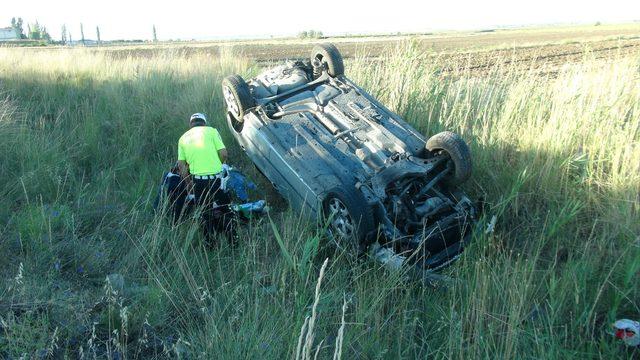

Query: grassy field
<box><xmin>0</xmin><ymin>35</ymin><xmax>639</xmax><ymax>358</ymax></box>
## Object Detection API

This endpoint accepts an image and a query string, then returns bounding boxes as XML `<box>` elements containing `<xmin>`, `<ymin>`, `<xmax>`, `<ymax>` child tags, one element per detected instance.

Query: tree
<box><xmin>28</xmin><ymin>22</ymin><xmax>40</xmax><ymax>40</ymax></box>
<box><xmin>61</xmin><ymin>24</ymin><xmax>67</xmax><ymax>45</ymax></box>
<box><xmin>11</xmin><ymin>17</ymin><xmax>26</xmax><ymax>39</ymax></box>
<box><xmin>80</xmin><ymin>23</ymin><xmax>85</xmax><ymax>46</ymax></box>
<box><xmin>41</xmin><ymin>26</ymin><xmax>51</xmax><ymax>41</ymax></box>
<box><xmin>27</xmin><ymin>21</ymin><xmax>51</xmax><ymax>42</ymax></box>
<box><xmin>152</xmin><ymin>25</ymin><xmax>158</xmax><ymax>42</ymax></box>
<box><xmin>96</xmin><ymin>26</ymin><xmax>101</xmax><ymax>45</ymax></box>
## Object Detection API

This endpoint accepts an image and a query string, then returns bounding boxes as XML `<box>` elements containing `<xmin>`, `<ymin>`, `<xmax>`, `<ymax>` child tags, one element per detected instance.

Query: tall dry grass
<box><xmin>0</xmin><ymin>43</ymin><xmax>638</xmax><ymax>358</ymax></box>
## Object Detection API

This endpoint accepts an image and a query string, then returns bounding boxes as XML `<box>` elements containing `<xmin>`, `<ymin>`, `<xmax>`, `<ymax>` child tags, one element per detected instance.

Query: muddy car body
<box><xmin>222</xmin><ymin>44</ymin><xmax>476</xmax><ymax>270</ymax></box>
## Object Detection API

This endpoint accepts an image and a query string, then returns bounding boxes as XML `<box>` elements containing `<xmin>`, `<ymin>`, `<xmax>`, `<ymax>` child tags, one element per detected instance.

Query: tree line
<box><xmin>9</xmin><ymin>17</ymin><xmax>160</xmax><ymax>45</ymax></box>
<box><xmin>11</xmin><ymin>17</ymin><xmax>51</xmax><ymax>41</ymax></box>
<box><xmin>298</xmin><ymin>30</ymin><xmax>324</xmax><ymax>39</ymax></box>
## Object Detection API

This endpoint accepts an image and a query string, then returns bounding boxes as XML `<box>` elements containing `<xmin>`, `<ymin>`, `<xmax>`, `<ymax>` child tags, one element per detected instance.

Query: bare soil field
<box><xmin>438</xmin><ymin>37</ymin><xmax>640</xmax><ymax>75</ymax></box>
<box><xmin>18</xmin><ymin>23</ymin><xmax>638</xmax><ymax>75</ymax></box>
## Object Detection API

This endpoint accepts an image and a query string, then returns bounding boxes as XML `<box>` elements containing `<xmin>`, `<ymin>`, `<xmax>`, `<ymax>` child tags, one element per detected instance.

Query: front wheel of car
<box><xmin>310</xmin><ymin>43</ymin><xmax>344</xmax><ymax>78</ymax></box>
<box><xmin>222</xmin><ymin>75</ymin><xmax>254</xmax><ymax>131</ymax></box>
<box><xmin>322</xmin><ymin>188</ymin><xmax>375</xmax><ymax>252</ymax></box>
<box><xmin>425</xmin><ymin>131</ymin><xmax>472</xmax><ymax>186</ymax></box>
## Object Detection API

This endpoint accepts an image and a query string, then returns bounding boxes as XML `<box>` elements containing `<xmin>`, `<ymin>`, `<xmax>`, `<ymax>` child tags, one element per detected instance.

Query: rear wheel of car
<box><xmin>222</xmin><ymin>75</ymin><xmax>254</xmax><ymax>132</ymax></box>
<box><xmin>310</xmin><ymin>43</ymin><xmax>344</xmax><ymax>78</ymax></box>
<box><xmin>425</xmin><ymin>131</ymin><xmax>472</xmax><ymax>186</ymax></box>
<box><xmin>322</xmin><ymin>188</ymin><xmax>375</xmax><ymax>252</ymax></box>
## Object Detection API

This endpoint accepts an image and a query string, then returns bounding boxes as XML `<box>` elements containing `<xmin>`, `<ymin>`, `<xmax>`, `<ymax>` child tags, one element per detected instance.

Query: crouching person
<box><xmin>154</xmin><ymin>163</ymin><xmax>190</xmax><ymax>224</ymax></box>
<box><xmin>177</xmin><ymin>113</ymin><xmax>237</xmax><ymax>247</ymax></box>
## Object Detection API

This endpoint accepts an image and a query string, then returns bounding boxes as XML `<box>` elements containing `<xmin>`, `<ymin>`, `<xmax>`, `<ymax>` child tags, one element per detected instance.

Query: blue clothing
<box><xmin>226</xmin><ymin>169</ymin><xmax>256</xmax><ymax>202</ymax></box>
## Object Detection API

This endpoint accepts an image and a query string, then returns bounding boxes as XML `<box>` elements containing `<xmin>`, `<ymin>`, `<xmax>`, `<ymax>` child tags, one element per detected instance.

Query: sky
<box><xmin>2</xmin><ymin>0</ymin><xmax>640</xmax><ymax>41</ymax></box>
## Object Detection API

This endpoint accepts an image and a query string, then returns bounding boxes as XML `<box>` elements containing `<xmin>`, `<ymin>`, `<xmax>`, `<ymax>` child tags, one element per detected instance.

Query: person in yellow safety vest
<box><xmin>177</xmin><ymin>113</ymin><xmax>237</xmax><ymax>247</ymax></box>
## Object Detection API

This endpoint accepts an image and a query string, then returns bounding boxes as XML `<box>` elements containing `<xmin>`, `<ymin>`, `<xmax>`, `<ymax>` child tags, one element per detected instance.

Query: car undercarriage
<box><xmin>222</xmin><ymin>43</ymin><xmax>477</xmax><ymax>275</ymax></box>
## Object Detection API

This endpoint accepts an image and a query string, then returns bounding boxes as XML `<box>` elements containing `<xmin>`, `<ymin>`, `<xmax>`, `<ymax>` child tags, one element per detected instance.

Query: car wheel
<box><xmin>322</xmin><ymin>188</ymin><xmax>375</xmax><ymax>251</ymax></box>
<box><xmin>222</xmin><ymin>75</ymin><xmax>254</xmax><ymax>132</ymax></box>
<box><xmin>425</xmin><ymin>131</ymin><xmax>472</xmax><ymax>186</ymax></box>
<box><xmin>310</xmin><ymin>43</ymin><xmax>344</xmax><ymax>78</ymax></box>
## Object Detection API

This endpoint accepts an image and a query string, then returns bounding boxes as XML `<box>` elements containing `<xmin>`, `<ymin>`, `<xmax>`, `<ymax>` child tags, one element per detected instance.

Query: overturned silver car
<box><xmin>222</xmin><ymin>43</ymin><xmax>477</xmax><ymax>271</ymax></box>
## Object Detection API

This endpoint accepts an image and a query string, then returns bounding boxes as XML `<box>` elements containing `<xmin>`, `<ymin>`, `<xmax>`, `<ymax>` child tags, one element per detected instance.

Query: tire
<box><xmin>425</xmin><ymin>131</ymin><xmax>472</xmax><ymax>186</ymax></box>
<box><xmin>222</xmin><ymin>75</ymin><xmax>254</xmax><ymax>130</ymax></box>
<box><xmin>322</xmin><ymin>188</ymin><xmax>375</xmax><ymax>251</ymax></box>
<box><xmin>226</xmin><ymin>112</ymin><xmax>244</xmax><ymax>133</ymax></box>
<box><xmin>310</xmin><ymin>43</ymin><xmax>344</xmax><ymax>77</ymax></box>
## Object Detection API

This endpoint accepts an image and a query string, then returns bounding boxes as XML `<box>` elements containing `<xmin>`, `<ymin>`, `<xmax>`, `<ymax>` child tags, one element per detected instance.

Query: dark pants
<box><xmin>193</xmin><ymin>177</ymin><xmax>237</xmax><ymax>247</ymax></box>
<box><xmin>167</xmin><ymin>175</ymin><xmax>190</xmax><ymax>224</ymax></box>
<box><xmin>154</xmin><ymin>172</ymin><xmax>192</xmax><ymax>224</ymax></box>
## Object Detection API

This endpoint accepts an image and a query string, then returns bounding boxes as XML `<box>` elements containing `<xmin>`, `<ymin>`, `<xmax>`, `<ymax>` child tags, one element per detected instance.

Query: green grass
<box><xmin>0</xmin><ymin>42</ymin><xmax>639</xmax><ymax>358</ymax></box>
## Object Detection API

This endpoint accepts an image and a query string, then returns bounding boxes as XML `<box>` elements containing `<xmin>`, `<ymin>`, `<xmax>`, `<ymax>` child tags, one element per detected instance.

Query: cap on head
<box><xmin>190</xmin><ymin>113</ymin><xmax>207</xmax><ymax>125</ymax></box>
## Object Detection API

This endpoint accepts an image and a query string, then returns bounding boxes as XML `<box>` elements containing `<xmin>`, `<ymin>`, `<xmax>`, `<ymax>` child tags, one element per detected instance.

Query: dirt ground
<box><xmin>13</xmin><ymin>23</ymin><xmax>640</xmax><ymax>74</ymax></box>
<box><xmin>437</xmin><ymin>37</ymin><xmax>640</xmax><ymax>75</ymax></box>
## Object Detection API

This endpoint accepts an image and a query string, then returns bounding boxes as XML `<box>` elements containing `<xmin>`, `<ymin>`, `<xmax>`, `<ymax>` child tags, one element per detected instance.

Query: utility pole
<box><xmin>152</xmin><ymin>25</ymin><xmax>158</xmax><ymax>42</ymax></box>
<box><xmin>96</xmin><ymin>26</ymin><xmax>101</xmax><ymax>45</ymax></box>
<box><xmin>80</xmin><ymin>23</ymin><xmax>85</xmax><ymax>46</ymax></box>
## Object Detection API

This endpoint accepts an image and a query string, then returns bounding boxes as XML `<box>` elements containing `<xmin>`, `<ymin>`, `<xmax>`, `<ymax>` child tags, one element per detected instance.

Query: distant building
<box><xmin>0</xmin><ymin>27</ymin><xmax>18</xmax><ymax>41</ymax></box>
<box><xmin>68</xmin><ymin>39</ymin><xmax>98</xmax><ymax>46</ymax></box>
